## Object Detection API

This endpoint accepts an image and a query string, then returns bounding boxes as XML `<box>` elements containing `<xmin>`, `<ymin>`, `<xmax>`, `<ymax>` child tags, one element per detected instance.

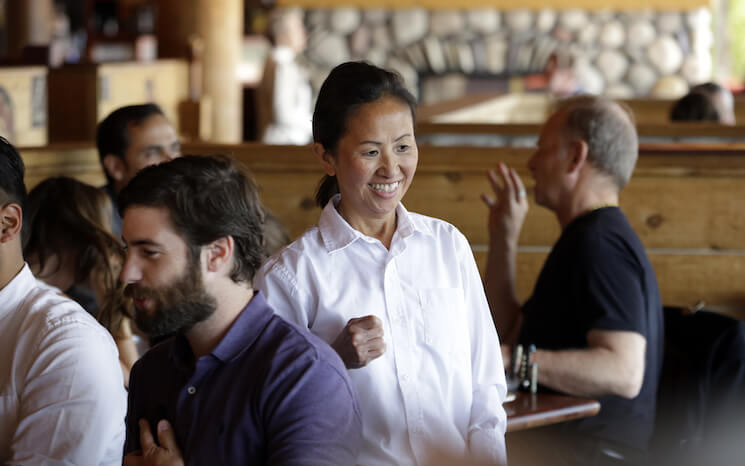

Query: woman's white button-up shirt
<box><xmin>255</xmin><ymin>197</ymin><xmax>507</xmax><ymax>466</ymax></box>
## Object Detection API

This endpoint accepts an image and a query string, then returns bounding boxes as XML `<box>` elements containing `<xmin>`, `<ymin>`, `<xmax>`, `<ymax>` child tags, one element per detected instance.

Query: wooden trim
<box><xmin>278</xmin><ymin>0</ymin><xmax>710</xmax><ymax>10</ymax></box>
<box><xmin>417</xmin><ymin>121</ymin><xmax>745</xmax><ymax>140</ymax></box>
<box><xmin>419</xmin><ymin>95</ymin><xmax>745</xmax><ymax>128</ymax></box>
<box><xmin>417</xmin><ymin>92</ymin><xmax>504</xmax><ymax>121</ymax></box>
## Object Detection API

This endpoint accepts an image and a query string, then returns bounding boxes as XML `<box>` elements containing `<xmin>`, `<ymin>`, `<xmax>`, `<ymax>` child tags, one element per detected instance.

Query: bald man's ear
<box><xmin>568</xmin><ymin>139</ymin><xmax>589</xmax><ymax>174</ymax></box>
<box><xmin>0</xmin><ymin>203</ymin><xmax>22</xmax><ymax>244</ymax></box>
<box><xmin>103</xmin><ymin>154</ymin><xmax>126</xmax><ymax>182</ymax></box>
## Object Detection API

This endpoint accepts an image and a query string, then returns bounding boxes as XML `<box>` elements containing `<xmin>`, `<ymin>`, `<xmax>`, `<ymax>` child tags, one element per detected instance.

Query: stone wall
<box><xmin>298</xmin><ymin>7</ymin><xmax>713</xmax><ymax>104</ymax></box>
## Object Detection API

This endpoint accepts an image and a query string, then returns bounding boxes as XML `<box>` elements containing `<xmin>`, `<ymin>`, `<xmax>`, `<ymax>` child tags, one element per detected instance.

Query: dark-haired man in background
<box><xmin>97</xmin><ymin>103</ymin><xmax>181</xmax><ymax>236</ymax></box>
<box><xmin>0</xmin><ymin>136</ymin><xmax>126</xmax><ymax>464</ymax></box>
<box><xmin>121</xmin><ymin>155</ymin><xmax>361</xmax><ymax>465</ymax></box>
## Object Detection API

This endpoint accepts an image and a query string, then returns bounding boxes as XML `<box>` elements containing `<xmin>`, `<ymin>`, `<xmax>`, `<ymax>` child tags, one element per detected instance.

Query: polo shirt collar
<box><xmin>170</xmin><ymin>290</ymin><xmax>274</xmax><ymax>367</ymax></box>
<box><xmin>212</xmin><ymin>291</ymin><xmax>273</xmax><ymax>362</ymax></box>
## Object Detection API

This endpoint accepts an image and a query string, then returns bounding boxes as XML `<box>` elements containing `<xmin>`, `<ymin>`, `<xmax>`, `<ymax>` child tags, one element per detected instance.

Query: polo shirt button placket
<box><xmin>187</xmin><ymin>386</ymin><xmax>197</xmax><ymax>395</ymax></box>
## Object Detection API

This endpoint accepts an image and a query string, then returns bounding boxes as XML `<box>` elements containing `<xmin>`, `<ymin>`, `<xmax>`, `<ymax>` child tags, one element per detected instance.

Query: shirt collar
<box><xmin>170</xmin><ymin>290</ymin><xmax>274</xmax><ymax>367</ymax></box>
<box><xmin>0</xmin><ymin>263</ymin><xmax>35</xmax><ymax>318</ymax></box>
<box><xmin>212</xmin><ymin>291</ymin><xmax>273</xmax><ymax>362</ymax></box>
<box><xmin>318</xmin><ymin>194</ymin><xmax>432</xmax><ymax>253</ymax></box>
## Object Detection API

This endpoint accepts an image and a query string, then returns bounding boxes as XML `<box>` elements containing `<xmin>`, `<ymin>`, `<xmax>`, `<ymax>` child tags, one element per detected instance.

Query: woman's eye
<box><xmin>397</xmin><ymin>144</ymin><xmax>410</xmax><ymax>152</ymax></box>
<box><xmin>363</xmin><ymin>149</ymin><xmax>378</xmax><ymax>156</ymax></box>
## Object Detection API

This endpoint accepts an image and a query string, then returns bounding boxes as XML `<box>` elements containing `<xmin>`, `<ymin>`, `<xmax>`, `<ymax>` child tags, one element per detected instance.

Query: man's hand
<box><xmin>123</xmin><ymin>419</ymin><xmax>184</xmax><ymax>466</ymax></box>
<box><xmin>481</xmin><ymin>163</ymin><xmax>529</xmax><ymax>246</ymax></box>
<box><xmin>331</xmin><ymin>316</ymin><xmax>386</xmax><ymax>369</ymax></box>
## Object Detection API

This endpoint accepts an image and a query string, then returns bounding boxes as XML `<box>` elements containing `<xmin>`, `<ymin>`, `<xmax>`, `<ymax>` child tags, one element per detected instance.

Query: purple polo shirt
<box><xmin>124</xmin><ymin>291</ymin><xmax>361</xmax><ymax>465</ymax></box>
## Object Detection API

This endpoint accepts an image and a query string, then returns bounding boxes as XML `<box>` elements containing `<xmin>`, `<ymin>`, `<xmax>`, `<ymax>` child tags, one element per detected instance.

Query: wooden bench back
<box><xmin>19</xmin><ymin>142</ymin><xmax>745</xmax><ymax>315</ymax></box>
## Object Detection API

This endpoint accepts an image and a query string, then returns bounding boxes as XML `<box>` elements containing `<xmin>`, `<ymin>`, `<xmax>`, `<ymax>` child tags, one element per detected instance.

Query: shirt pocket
<box><xmin>416</xmin><ymin>288</ymin><xmax>468</xmax><ymax>360</ymax></box>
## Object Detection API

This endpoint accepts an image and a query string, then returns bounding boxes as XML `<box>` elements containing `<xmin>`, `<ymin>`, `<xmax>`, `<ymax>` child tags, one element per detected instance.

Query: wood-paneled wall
<box><xmin>19</xmin><ymin>142</ymin><xmax>745</xmax><ymax>315</ymax></box>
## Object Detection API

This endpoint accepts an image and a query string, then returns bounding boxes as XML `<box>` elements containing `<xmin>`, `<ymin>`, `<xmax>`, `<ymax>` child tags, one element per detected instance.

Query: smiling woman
<box><xmin>255</xmin><ymin>61</ymin><xmax>509</xmax><ymax>465</ymax></box>
<box><xmin>315</xmin><ymin>96</ymin><xmax>418</xmax><ymax>247</ymax></box>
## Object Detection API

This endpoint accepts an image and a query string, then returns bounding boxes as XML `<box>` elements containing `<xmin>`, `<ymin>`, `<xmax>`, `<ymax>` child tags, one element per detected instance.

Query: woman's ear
<box><xmin>312</xmin><ymin>143</ymin><xmax>336</xmax><ymax>176</ymax></box>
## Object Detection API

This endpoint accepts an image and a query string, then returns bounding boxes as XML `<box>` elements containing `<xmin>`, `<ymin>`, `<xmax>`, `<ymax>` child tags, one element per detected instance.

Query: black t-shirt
<box><xmin>520</xmin><ymin>207</ymin><xmax>664</xmax><ymax>451</ymax></box>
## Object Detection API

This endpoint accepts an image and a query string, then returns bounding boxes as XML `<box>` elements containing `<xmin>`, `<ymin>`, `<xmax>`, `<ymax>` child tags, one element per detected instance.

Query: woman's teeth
<box><xmin>370</xmin><ymin>182</ymin><xmax>399</xmax><ymax>193</ymax></box>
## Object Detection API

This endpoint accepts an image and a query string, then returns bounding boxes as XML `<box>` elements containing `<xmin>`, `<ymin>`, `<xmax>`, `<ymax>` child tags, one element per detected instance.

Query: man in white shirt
<box><xmin>0</xmin><ymin>136</ymin><xmax>127</xmax><ymax>464</ymax></box>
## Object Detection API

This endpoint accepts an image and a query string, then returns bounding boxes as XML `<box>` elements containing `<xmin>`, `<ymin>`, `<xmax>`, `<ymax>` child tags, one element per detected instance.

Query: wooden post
<box><xmin>6</xmin><ymin>0</ymin><xmax>54</xmax><ymax>58</ymax></box>
<box><xmin>155</xmin><ymin>0</ymin><xmax>242</xmax><ymax>142</ymax></box>
<box><xmin>197</xmin><ymin>0</ymin><xmax>243</xmax><ymax>143</ymax></box>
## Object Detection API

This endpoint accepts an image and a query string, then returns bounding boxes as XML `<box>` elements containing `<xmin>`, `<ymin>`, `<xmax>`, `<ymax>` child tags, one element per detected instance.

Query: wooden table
<box><xmin>505</xmin><ymin>392</ymin><xmax>600</xmax><ymax>432</ymax></box>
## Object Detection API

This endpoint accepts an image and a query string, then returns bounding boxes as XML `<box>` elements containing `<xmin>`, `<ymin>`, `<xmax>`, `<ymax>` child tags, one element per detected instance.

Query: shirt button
<box><xmin>401</xmin><ymin>374</ymin><xmax>409</xmax><ymax>382</ymax></box>
<box><xmin>187</xmin><ymin>386</ymin><xmax>196</xmax><ymax>395</ymax></box>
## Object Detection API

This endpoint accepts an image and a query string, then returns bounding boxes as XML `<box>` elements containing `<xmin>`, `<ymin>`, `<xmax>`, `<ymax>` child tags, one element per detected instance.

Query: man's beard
<box><xmin>124</xmin><ymin>262</ymin><xmax>217</xmax><ymax>340</ymax></box>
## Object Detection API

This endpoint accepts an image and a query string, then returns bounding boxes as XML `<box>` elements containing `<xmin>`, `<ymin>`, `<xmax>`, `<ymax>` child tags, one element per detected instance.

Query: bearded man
<box><xmin>119</xmin><ymin>155</ymin><xmax>361</xmax><ymax>465</ymax></box>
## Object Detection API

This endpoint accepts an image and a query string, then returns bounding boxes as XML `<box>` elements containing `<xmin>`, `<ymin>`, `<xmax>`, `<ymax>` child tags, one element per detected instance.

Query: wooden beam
<box><xmin>197</xmin><ymin>0</ymin><xmax>243</xmax><ymax>143</ymax></box>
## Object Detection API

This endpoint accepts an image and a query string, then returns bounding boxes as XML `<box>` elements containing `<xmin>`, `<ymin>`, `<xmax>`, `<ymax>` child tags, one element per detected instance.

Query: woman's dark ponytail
<box><xmin>315</xmin><ymin>174</ymin><xmax>340</xmax><ymax>207</ymax></box>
